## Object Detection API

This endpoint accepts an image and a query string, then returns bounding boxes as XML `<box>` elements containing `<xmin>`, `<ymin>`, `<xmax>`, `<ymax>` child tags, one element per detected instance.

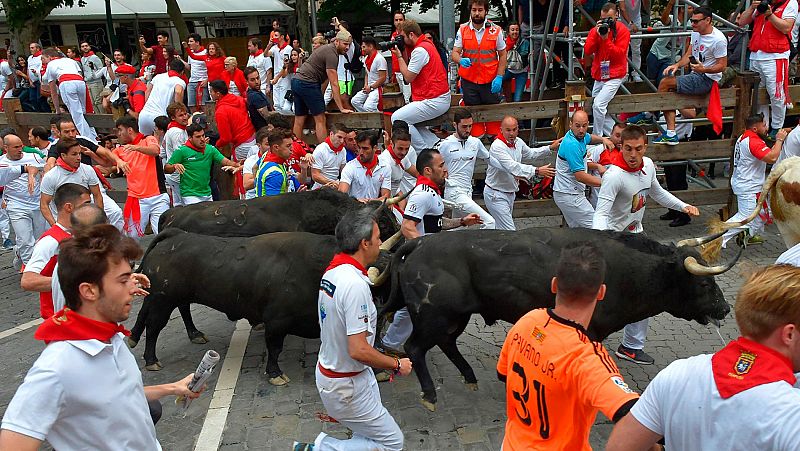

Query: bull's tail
<box><xmin>701</xmin><ymin>162</ymin><xmax>788</xmax><ymax>262</ymax></box>
<box><xmin>379</xmin><ymin>237</ymin><xmax>423</xmax><ymax>317</ymax></box>
<box><xmin>136</xmin><ymin>228</ymin><xmax>186</xmax><ymax>273</ymax></box>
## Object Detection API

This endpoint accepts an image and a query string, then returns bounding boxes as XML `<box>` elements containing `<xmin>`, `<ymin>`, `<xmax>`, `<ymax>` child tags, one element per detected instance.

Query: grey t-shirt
<box><xmin>296</xmin><ymin>43</ymin><xmax>341</xmax><ymax>84</ymax></box>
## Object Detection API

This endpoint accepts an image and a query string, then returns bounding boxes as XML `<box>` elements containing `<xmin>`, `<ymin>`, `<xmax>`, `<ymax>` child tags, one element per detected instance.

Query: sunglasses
<box><xmin>689</xmin><ymin>17</ymin><xmax>708</xmax><ymax>24</ymax></box>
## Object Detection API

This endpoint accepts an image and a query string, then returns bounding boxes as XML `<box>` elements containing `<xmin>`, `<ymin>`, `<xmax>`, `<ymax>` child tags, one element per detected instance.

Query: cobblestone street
<box><xmin>0</xmin><ymin>205</ymin><xmax>786</xmax><ymax>450</ymax></box>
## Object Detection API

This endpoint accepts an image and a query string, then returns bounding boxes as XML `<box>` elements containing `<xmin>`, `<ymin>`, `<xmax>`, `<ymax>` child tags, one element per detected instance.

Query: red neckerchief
<box><xmin>712</xmin><ymin>336</ymin><xmax>796</xmax><ymax>399</ymax></box>
<box><xmin>325</xmin><ymin>136</ymin><xmax>344</xmax><ymax>154</ymax></box>
<box><xmin>168</xmin><ymin>70</ymin><xmax>182</xmax><ymax>78</ymax></box>
<box><xmin>251</xmin><ymin>49</ymin><xmax>264</xmax><ymax>57</ymax></box>
<box><xmin>130</xmin><ymin>133</ymin><xmax>145</xmax><ymax>145</ymax></box>
<box><xmin>496</xmin><ymin>133</ymin><xmax>516</xmax><ymax>149</ymax></box>
<box><xmin>56</xmin><ymin>157</ymin><xmax>78</xmax><ymax>173</ymax></box>
<box><xmin>184</xmin><ymin>139</ymin><xmax>205</xmax><ymax>154</ymax></box>
<box><xmin>82</xmin><ymin>50</ymin><xmax>95</xmax><ymax>57</ymax></box>
<box><xmin>263</xmin><ymin>151</ymin><xmax>287</xmax><ymax>165</ymax></box>
<box><xmin>416</xmin><ymin>175</ymin><xmax>442</xmax><ymax>196</ymax></box>
<box><xmin>386</xmin><ymin>144</ymin><xmax>403</xmax><ymax>166</ymax></box>
<box><xmin>168</xmin><ymin>121</ymin><xmax>186</xmax><ymax>130</ymax></box>
<box><xmin>326</xmin><ymin>253</ymin><xmax>367</xmax><ymax>276</ymax></box>
<box><xmin>359</xmin><ymin>154</ymin><xmax>379</xmax><ymax>176</ymax></box>
<box><xmin>34</xmin><ymin>308</ymin><xmax>130</xmax><ymax>344</ymax></box>
<box><xmin>32</xmin><ymin>50</ymin><xmax>42</xmax><ymax>57</ymax></box>
<box><xmin>365</xmin><ymin>50</ymin><xmax>377</xmax><ymax>71</ymax></box>
<box><xmin>610</xmin><ymin>151</ymin><xmax>646</xmax><ymax>174</ymax></box>
<box><xmin>278</xmin><ymin>41</ymin><xmax>289</xmax><ymax>51</ymax></box>
<box><xmin>139</xmin><ymin>63</ymin><xmax>148</xmax><ymax>76</ymax></box>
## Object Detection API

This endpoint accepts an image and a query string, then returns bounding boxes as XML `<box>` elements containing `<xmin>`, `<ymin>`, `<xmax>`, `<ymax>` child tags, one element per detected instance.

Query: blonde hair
<box><xmin>224</xmin><ymin>56</ymin><xmax>237</xmax><ymax>66</ymax></box>
<box><xmin>735</xmin><ymin>265</ymin><xmax>800</xmax><ymax>340</ymax></box>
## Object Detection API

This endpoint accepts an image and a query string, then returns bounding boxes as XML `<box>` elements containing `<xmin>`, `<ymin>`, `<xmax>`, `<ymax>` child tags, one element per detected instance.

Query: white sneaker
<box><xmin>629</xmin><ymin>73</ymin><xmax>643</xmax><ymax>83</ymax></box>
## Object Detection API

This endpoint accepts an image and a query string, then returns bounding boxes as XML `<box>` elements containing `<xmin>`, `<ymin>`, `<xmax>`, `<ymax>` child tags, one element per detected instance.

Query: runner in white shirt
<box><xmin>296</xmin><ymin>208</ymin><xmax>411</xmax><ymax>451</ymax></box>
<box><xmin>485</xmin><ymin>115</ymin><xmax>557</xmax><ymax>230</ymax></box>
<box><xmin>721</xmin><ymin>114</ymin><xmax>785</xmax><ymax>247</ymax></box>
<box><xmin>183</xmin><ymin>34</ymin><xmax>209</xmax><ymax>109</ymax></box>
<box><xmin>0</xmin><ymin>59</ymin><xmax>15</xmax><ymax>99</ymax></box>
<box><xmin>591</xmin><ymin>126</ymin><xmax>699</xmax><ymax>366</ymax></box>
<box><xmin>338</xmin><ymin>131</ymin><xmax>391</xmax><ymax>201</ymax></box>
<box><xmin>247</xmin><ymin>37</ymin><xmax>272</xmax><ymax>96</ymax></box>
<box><xmin>26</xmin><ymin>43</ymin><xmax>43</xmax><ymax>108</ymax></box>
<box><xmin>41</xmin><ymin>48</ymin><xmax>97</xmax><ymax>141</ymax></box>
<box><xmin>162</xmin><ymin>102</ymin><xmax>190</xmax><ymax>206</ymax></box>
<box><xmin>0</xmin><ymin>134</ymin><xmax>46</xmax><ymax>266</ymax></box>
<box><xmin>778</xmin><ymin>121</ymin><xmax>800</xmax><ymax>164</ymax></box>
<box><xmin>269</xmin><ymin>31</ymin><xmax>294</xmax><ymax>115</ymax></box>
<box><xmin>377</xmin><ymin>127</ymin><xmax>417</xmax><ymax>196</ymax></box>
<box><xmin>351</xmin><ymin>37</ymin><xmax>387</xmax><ymax>113</ymax></box>
<box><xmin>607</xmin><ymin>265</ymin><xmax>800</xmax><ymax>451</ymax></box>
<box><xmin>777</xmin><ymin>242</ymin><xmax>800</xmax><ymax>265</ymax></box>
<box><xmin>311</xmin><ymin>125</ymin><xmax>348</xmax><ymax>189</ymax></box>
<box><xmin>587</xmin><ymin>122</ymin><xmax>625</xmax><ymax>207</ymax></box>
<box><xmin>138</xmin><ymin>60</ymin><xmax>187</xmax><ymax>136</ymax></box>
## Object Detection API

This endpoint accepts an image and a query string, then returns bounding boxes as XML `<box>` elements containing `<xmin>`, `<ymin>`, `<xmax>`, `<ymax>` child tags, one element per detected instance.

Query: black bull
<box><xmin>380</xmin><ymin>228</ymin><xmax>732</xmax><ymax>410</ymax></box>
<box><xmin>134</xmin><ymin>229</ymin><xmax>392</xmax><ymax>383</ymax></box>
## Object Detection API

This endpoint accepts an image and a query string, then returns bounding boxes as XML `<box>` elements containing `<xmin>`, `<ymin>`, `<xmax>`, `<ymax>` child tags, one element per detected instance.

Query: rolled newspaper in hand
<box><xmin>179</xmin><ymin>350</ymin><xmax>220</xmax><ymax>410</ymax></box>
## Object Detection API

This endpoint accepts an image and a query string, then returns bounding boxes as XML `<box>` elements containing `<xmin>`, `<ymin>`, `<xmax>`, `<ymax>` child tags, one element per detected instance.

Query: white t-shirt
<box><xmin>0</xmin><ymin>152</ymin><xmax>45</xmax><ymax>210</ymax></box>
<box><xmin>407</xmin><ymin>46</ymin><xmax>431</xmax><ymax>75</ymax></box>
<box><xmin>777</xmin><ymin>243</ymin><xmax>800</xmax><ymax>266</ymax></box>
<box><xmin>732</xmin><ymin>131</ymin><xmax>770</xmax><ymax>195</ymax></box>
<box><xmin>377</xmin><ymin>147</ymin><xmax>416</xmax><ymax>195</ymax></box>
<box><xmin>404</xmin><ymin>184</ymin><xmax>444</xmax><ymax>235</ymax></box>
<box><xmin>247</xmin><ymin>52</ymin><xmax>272</xmax><ymax>91</ymax></box>
<box><xmin>340</xmin><ymin>157</ymin><xmax>391</xmax><ymax>199</ymax></box>
<box><xmin>453</xmin><ymin>20</ymin><xmax>507</xmax><ymax>51</ymax></box>
<box><xmin>243</xmin><ymin>153</ymin><xmax>260</xmax><ymax>199</ymax></box>
<box><xmin>42</xmin><ymin>57</ymin><xmax>82</xmax><ymax>84</ymax></box>
<box><xmin>691</xmin><ymin>28</ymin><xmax>728</xmax><ymax>82</ymax></box>
<box><xmin>751</xmin><ymin>0</ymin><xmax>798</xmax><ymax>60</ymax></box>
<box><xmin>778</xmin><ymin>124</ymin><xmax>800</xmax><ymax>165</ymax></box>
<box><xmin>486</xmin><ymin>137</ymin><xmax>550</xmax><ymax>193</ymax></box>
<box><xmin>0</xmin><ymin>60</ymin><xmax>13</xmax><ymax>93</ymax></box>
<box><xmin>335</xmin><ymin>42</ymin><xmax>357</xmax><ymax>83</ymax></box>
<box><xmin>50</xmin><ymin>263</ymin><xmax>65</xmax><ymax>313</ymax></box>
<box><xmin>311</xmin><ymin>141</ymin><xmax>346</xmax><ymax>189</ymax></box>
<box><xmin>362</xmin><ymin>52</ymin><xmax>387</xmax><ymax>87</ymax></box>
<box><xmin>163</xmin><ymin>126</ymin><xmax>188</xmax><ymax>185</ymax></box>
<box><xmin>631</xmin><ymin>353</ymin><xmax>800</xmax><ymax>451</ymax></box>
<box><xmin>317</xmin><ymin>264</ymin><xmax>376</xmax><ymax>373</ymax></box>
<box><xmin>1</xmin><ymin>333</ymin><xmax>162</xmax><ymax>450</ymax></box>
<box><xmin>439</xmin><ymin>134</ymin><xmax>489</xmax><ymax>193</ymax></box>
<box><xmin>27</xmin><ymin>53</ymin><xmax>42</xmax><ymax>83</ymax></box>
<box><xmin>23</xmin><ymin>224</ymin><xmax>67</xmax><ymax>276</ymax></box>
<box><xmin>592</xmin><ymin>157</ymin><xmax>687</xmax><ymax>233</ymax></box>
<box><xmin>187</xmin><ymin>47</ymin><xmax>208</xmax><ymax>82</ymax></box>
<box><xmin>140</xmin><ymin>73</ymin><xmax>186</xmax><ymax>118</ymax></box>
<box><xmin>40</xmin><ymin>163</ymin><xmax>100</xmax><ymax>219</ymax></box>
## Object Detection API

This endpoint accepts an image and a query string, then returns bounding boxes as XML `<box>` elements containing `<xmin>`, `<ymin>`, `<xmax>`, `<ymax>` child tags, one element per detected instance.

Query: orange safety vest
<box><xmin>458</xmin><ymin>21</ymin><xmax>501</xmax><ymax>84</ymax></box>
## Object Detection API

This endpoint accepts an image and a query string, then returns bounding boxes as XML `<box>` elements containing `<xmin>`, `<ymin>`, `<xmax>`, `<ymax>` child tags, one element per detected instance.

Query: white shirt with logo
<box><xmin>311</xmin><ymin>142</ymin><xmax>346</xmax><ymax>189</ymax></box>
<box><xmin>340</xmin><ymin>157</ymin><xmax>391</xmax><ymax>199</ymax></box>
<box><xmin>691</xmin><ymin>28</ymin><xmax>728</xmax><ymax>82</ymax></box>
<box><xmin>404</xmin><ymin>184</ymin><xmax>444</xmax><ymax>235</ymax></box>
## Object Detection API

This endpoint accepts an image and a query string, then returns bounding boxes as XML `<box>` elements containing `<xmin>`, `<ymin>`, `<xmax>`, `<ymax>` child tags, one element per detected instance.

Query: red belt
<box><xmin>318</xmin><ymin>363</ymin><xmax>363</xmax><ymax>378</ymax></box>
<box><xmin>58</xmin><ymin>74</ymin><xmax>84</xmax><ymax>83</ymax></box>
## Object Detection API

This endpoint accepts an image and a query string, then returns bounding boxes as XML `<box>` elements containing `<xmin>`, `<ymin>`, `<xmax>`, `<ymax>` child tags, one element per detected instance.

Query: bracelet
<box><xmin>460</xmin><ymin>217</ymin><xmax>466</xmax><ymax>227</ymax></box>
<box><xmin>393</xmin><ymin>357</ymin><xmax>401</xmax><ymax>374</ymax></box>
<box><xmin>777</xmin><ymin>138</ymin><xmax>784</xmax><ymax>142</ymax></box>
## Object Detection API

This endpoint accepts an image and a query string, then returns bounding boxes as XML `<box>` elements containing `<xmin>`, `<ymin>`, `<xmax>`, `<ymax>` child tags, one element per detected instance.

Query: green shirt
<box><xmin>167</xmin><ymin>144</ymin><xmax>225</xmax><ymax>197</ymax></box>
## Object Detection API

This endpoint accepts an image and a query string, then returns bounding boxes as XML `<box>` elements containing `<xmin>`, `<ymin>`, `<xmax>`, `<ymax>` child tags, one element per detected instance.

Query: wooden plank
<box><xmin>15</xmin><ymin>112</ymin><xmax>118</xmax><ymax>129</ymax></box>
<box><xmin>646</xmin><ymin>139</ymin><xmax>733</xmax><ymax>161</ymax></box>
<box><xmin>595</xmin><ymin>88</ymin><xmax>738</xmax><ymax>114</ymax></box>
<box><xmin>757</xmin><ymin>85</ymin><xmax>800</xmax><ymax>105</ymax></box>
<box><xmin>303</xmin><ymin>112</ymin><xmax>385</xmax><ymax>130</ymax></box>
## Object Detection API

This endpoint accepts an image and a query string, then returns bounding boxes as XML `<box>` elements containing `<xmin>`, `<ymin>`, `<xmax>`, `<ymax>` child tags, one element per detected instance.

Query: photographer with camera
<box><xmin>585</xmin><ymin>3</ymin><xmax>630</xmax><ymax>137</ymax></box>
<box><xmin>389</xmin><ymin>11</ymin><xmax>412</xmax><ymax>102</ymax></box>
<box><xmin>452</xmin><ymin>0</ymin><xmax>506</xmax><ymax>138</ymax></box>
<box><xmin>391</xmin><ymin>19</ymin><xmax>452</xmax><ymax>152</ymax></box>
<box><xmin>112</xmin><ymin>64</ymin><xmax>146</xmax><ymax>119</ymax></box>
<box><xmin>654</xmin><ymin>6</ymin><xmax>726</xmax><ymax>145</ymax></box>
<box><xmin>79</xmin><ymin>41</ymin><xmax>105</xmax><ymax>114</ymax></box>
<box><xmin>351</xmin><ymin>37</ymin><xmax>387</xmax><ymax>113</ymax></box>
<box><xmin>739</xmin><ymin>0</ymin><xmax>797</xmax><ymax>139</ymax></box>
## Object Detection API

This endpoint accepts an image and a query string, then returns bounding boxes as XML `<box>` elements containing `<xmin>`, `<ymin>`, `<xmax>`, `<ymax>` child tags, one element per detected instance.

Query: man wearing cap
<box><xmin>114</xmin><ymin>64</ymin><xmax>146</xmax><ymax>119</ymax></box>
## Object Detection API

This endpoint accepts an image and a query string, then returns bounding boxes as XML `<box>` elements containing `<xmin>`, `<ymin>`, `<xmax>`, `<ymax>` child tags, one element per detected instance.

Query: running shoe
<box><xmin>616</xmin><ymin>345</ymin><xmax>655</xmax><ymax>365</ymax></box>
<box><xmin>292</xmin><ymin>442</ymin><xmax>314</xmax><ymax>451</ymax></box>
<box><xmin>2</xmin><ymin>238</ymin><xmax>13</xmax><ymax>249</ymax></box>
<box><xmin>626</xmin><ymin>112</ymin><xmax>652</xmax><ymax>125</ymax></box>
<box><xmin>652</xmin><ymin>133</ymin><xmax>679</xmax><ymax>146</ymax></box>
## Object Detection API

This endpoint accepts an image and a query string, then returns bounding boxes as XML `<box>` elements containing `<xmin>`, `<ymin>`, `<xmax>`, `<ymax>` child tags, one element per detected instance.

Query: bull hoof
<box><xmin>144</xmin><ymin>361</ymin><xmax>163</xmax><ymax>371</ymax></box>
<box><xmin>465</xmin><ymin>382</ymin><xmax>479</xmax><ymax>391</ymax></box>
<box><xmin>280</xmin><ymin>373</ymin><xmax>291</xmax><ymax>383</ymax></box>
<box><xmin>252</xmin><ymin>323</ymin><xmax>265</xmax><ymax>331</ymax></box>
<box><xmin>269</xmin><ymin>375</ymin><xmax>288</xmax><ymax>386</ymax></box>
<box><xmin>189</xmin><ymin>331</ymin><xmax>209</xmax><ymax>344</ymax></box>
<box><xmin>420</xmin><ymin>398</ymin><xmax>436</xmax><ymax>412</ymax></box>
<box><xmin>127</xmin><ymin>336</ymin><xmax>139</xmax><ymax>348</ymax></box>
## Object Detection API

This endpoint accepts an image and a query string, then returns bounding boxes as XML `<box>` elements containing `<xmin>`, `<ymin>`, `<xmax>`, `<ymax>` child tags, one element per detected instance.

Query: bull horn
<box><xmin>684</xmin><ymin>244</ymin><xmax>743</xmax><ymax>276</ymax></box>
<box><xmin>384</xmin><ymin>186</ymin><xmax>417</xmax><ymax>206</ymax></box>
<box><xmin>368</xmin><ymin>266</ymin><xmax>390</xmax><ymax>286</ymax></box>
<box><xmin>710</xmin><ymin>161</ymin><xmax>789</xmax><ymax>233</ymax></box>
<box><xmin>676</xmin><ymin>229</ymin><xmax>728</xmax><ymax>248</ymax></box>
<box><xmin>380</xmin><ymin>230</ymin><xmax>403</xmax><ymax>251</ymax></box>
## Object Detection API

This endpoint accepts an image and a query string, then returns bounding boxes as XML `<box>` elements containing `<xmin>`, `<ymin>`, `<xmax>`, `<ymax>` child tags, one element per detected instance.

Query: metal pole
<box><xmin>567</xmin><ymin>0</ymin><xmax>574</xmax><ymax>81</ymax></box>
<box><xmin>739</xmin><ymin>0</ymin><xmax>750</xmax><ymax>72</ymax></box>
<box><xmin>440</xmin><ymin>0</ymin><xmax>455</xmax><ymax>51</ymax></box>
<box><xmin>105</xmin><ymin>0</ymin><xmax>118</xmax><ymax>51</ymax></box>
<box><xmin>531</xmin><ymin>0</ymin><xmax>557</xmax><ymax>100</ymax></box>
<box><xmin>310</xmin><ymin>0</ymin><xmax>318</xmax><ymax>36</ymax></box>
<box><xmin>682</xmin><ymin>0</ymin><xmax>747</xmax><ymax>31</ymax></box>
<box><xmin>538</xmin><ymin>0</ymin><xmax>565</xmax><ymax>100</ymax></box>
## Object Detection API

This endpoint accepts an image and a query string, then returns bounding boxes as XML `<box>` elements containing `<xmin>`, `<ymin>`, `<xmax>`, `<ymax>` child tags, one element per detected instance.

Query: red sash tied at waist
<box><xmin>58</xmin><ymin>74</ymin><xmax>85</xmax><ymax>83</ymax></box>
<box><xmin>317</xmin><ymin>363</ymin><xmax>363</xmax><ymax>378</ymax></box>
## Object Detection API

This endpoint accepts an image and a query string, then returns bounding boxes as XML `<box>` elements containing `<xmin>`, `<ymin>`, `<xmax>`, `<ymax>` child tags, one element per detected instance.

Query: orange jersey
<box><xmin>113</xmin><ymin>135</ymin><xmax>166</xmax><ymax>199</ymax></box>
<box><xmin>497</xmin><ymin>308</ymin><xmax>639</xmax><ymax>450</ymax></box>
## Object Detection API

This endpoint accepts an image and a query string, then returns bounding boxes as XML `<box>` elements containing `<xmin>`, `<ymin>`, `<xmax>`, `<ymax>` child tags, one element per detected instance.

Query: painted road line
<box><xmin>194</xmin><ymin>319</ymin><xmax>251</xmax><ymax>451</ymax></box>
<box><xmin>0</xmin><ymin>318</ymin><xmax>44</xmax><ymax>341</ymax></box>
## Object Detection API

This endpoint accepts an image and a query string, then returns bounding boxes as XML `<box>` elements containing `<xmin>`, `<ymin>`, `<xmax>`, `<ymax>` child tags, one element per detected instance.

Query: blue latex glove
<box><xmin>459</xmin><ymin>57</ymin><xmax>472</xmax><ymax>68</ymax></box>
<box><xmin>491</xmin><ymin>75</ymin><xmax>503</xmax><ymax>94</ymax></box>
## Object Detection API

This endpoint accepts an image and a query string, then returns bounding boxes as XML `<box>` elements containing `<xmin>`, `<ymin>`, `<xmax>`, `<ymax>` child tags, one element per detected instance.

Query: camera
<box><xmin>323</xmin><ymin>29</ymin><xmax>337</xmax><ymax>39</ymax></box>
<box><xmin>112</xmin><ymin>91</ymin><xmax>131</xmax><ymax>111</ymax></box>
<box><xmin>757</xmin><ymin>0</ymin><xmax>771</xmax><ymax>13</ymax></box>
<box><xmin>597</xmin><ymin>17</ymin><xmax>617</xmax><ymax>36</ymax></box>
<box><xmin>378</xmin><ymin>35</ymin><xmax>405</xmax><ymax>52</ymax></box>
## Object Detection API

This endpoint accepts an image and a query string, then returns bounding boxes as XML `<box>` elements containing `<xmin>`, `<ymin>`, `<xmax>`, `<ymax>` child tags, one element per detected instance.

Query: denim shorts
<box><xmin>291</xmin><ymin>78</ymin><xmax>326</xmax><ymax>116</ymax></box>
<box><xmin>676</xmin><ymin>71</ymin><xmax>714</xmax><ymax>95</ymax></box>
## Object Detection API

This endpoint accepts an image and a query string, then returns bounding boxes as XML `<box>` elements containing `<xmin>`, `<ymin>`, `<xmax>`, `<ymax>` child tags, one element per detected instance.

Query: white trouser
<box><xmin>722</xmin><ymin>192</ymin><xmax>767</xmax><ymax>246</ymax></box>
<box><xmin>59</xmin><ymin>80</ymin><xmax>97</xmax><ymax>141</ymax></box>
<box><xmin>314</xmin><ymin>367</ymin><xmax>403</xmax><ymax>451</ymax></box>
<box><xmin>391</xmin><ymin>93</ymin><xmax>451</xmax><ymax>152</ymax></box>
<box><xmin>273</xmin><ymin>79</ymin><xmax>293</xmax><ymax>115</ymax></box>
<box><xmin>124</xmin><ymin>193</ymin><xmax>170</xmax><ymax>239</ymax></box>
<box><xmin>395</xmin><ymin>73</ymin><xmax>412</xmax><ymax>103</ymax></box>
<box><xmin>623</xmin><ymin>16</ymin><xmax>643</xmax><ymax>72</ymax></box>
<box><xmin>588</xmin><ymin>186</ymin><xmax>600</xmax><ymax>209</ymax></box>
<box><xmin>553</xmin><ymin>191</ymin><xmax>594</xmax><ymax>228</ymax></box>
<box><xmin>382</xmin><ymin>307</ymin><xmax>412</xmax><ymax>350</ymax></box>
<box><xmin>101</xmin><ymin>193</ymin><xmax>124</xmax><ymax>231</ymax></box>
<box><xmin>0</xmin><ymin>207</ymin><xmax>10</xmax><ymax>241</ymax></box>
<box><xmin>166</xmin><ymin>179</ymin><xmax>184</xmax><ymax>206</ymax></box>
<box><xmin>86</xmin><ymin>79</ymin><xmax>104</xmax><ymax>114</ymax></box>
<box><xmin>751</xmin><ymin>58</ymin><xmax>790</xmax><ymax>130</ymax></box>
<box><xmin>445</xmin><ymin>188</ymin><xmax>496</xmax><ymax>229</ymax></box>
<box><xmin>622</xmin><ymin>318</ymin><xmax>649</xmax><ymax>350</ymax></box>
<box><xmin>234</xmin><ymin>139</ymin><xmax>259</xmax><ymax>161</ymax></box>
<box><xmin>138</xmin><ymin>111</ymin><xmax>158</xmax><ymax>137</ymax></box>
<box><xmin>351</xmin><ymin>89</ymin><xmax>381</xmax><ymax>112</ymax></box>
<box><xmin>7</xmin><ymin>207</ymin><xmax>47</xmax><ymax>264</ymax></box>
<box><xmin>483</xmin><ymin>185</ymin><xmax>516</xmax><ymax>230</ymax></box>
<box><xmin>183</xmin><ymin>195</ymin><xmax>213</xmax><ymax>205</ymax></box>
<box><xmin>591</xmin><ymin>77</ymin><xmax>624</xmax><ymax>137</ymax></box>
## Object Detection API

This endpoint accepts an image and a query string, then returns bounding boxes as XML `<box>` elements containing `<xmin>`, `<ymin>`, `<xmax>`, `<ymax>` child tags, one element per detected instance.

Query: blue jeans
<box><xmin>187</xmin><ymin>80</ymin><xmax>209</xmax><ymax>107</ymax></box>
<box><xmin>502</xmin><ymin>70</ymin><xmax>528</xmax><ymax>102</ymax></box>
<box><xmin>646</xmin><ymin>53</ymin><xmax>670</xmax><ymax>86</ymax></box>
<box><xmin>29</xmin><ymin>81</ymin><xmax>50</xmax><ymax>112</ymax></box>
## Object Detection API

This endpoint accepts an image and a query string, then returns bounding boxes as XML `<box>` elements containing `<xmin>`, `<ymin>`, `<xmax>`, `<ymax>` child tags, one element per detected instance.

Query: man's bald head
<box><xmin>570</xmin><ymin>110</ymin><xmax>591</xmax><ymax>141</ymax></box>
<box><xmin>3</xmin><ymin>133</ymin><xmax>24</xmax><ymax>160</ymax></box>
<box><xmin>70</xmin><ymin>204</ymin><xmax>108</xmax><ymax>233</ymax></box>
<box><xmin>501</xmin><ymin>116</ymin><xmax>518</xmax><ymax>128</ymax></box>
<box><xmin>500</xmin><ymin>116</ymin><xmax>520</xmax><ymax>142</ymax></box>
<box><xmin>570</xmin><ymin>110</ymin><xmax>589</xmax><ymax>124</ymax></box>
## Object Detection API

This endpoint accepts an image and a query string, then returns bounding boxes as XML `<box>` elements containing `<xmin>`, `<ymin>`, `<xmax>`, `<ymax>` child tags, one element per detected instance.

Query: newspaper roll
<box><xmin>180</xmin><ymin>350</ymin><xmax>220</xmax><ymax>410</ymax></box>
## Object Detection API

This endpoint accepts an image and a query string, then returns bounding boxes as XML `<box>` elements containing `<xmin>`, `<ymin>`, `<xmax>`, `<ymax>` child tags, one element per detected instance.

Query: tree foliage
<box><xmin>1</xmin><ymin>0</ymin><xmax>84</xmax><ymax>31</ymax></box>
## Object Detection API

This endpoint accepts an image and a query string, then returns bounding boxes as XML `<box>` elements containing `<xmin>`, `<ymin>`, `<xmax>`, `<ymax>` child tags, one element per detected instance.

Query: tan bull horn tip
<box><xmin>683</xmin><ymin>244</ymin><xmax>743</xmax><ymax>276</ymax></box>
<box><xmin>380</xmin><ymin>230</ymin><xmax>403</xmax><ymax>251</ymax></box>
<box><xmin>385</xmin><ymin>185</ymin><xmax>417</xmax><ymax>205</ymax></box>
<box><xmin>677</xmin><ymin>229</ymin><xmax>728</xmax><ymax>248</ymax></box>
<box><xmin>368</xmin><ymin>266</ymin><xmax>391</xmax><ymax>286</ymax></box>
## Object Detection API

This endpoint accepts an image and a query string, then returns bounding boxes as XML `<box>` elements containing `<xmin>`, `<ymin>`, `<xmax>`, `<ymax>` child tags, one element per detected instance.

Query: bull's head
<box><xmin>366</xmin><ymin>189</ymin><xmax>415</xmax><ymax>241</ymax></box>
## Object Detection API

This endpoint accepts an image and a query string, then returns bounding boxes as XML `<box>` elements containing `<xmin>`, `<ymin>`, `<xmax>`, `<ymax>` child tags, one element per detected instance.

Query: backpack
<box><xmin>506</xmin><ymin>38</ymin><xmax>530</xmax><ymax>72</ymax></box>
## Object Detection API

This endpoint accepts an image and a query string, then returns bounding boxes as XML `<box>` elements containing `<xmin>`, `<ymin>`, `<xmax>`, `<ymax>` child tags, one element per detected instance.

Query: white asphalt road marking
<box><xmin>0</xmin><ymin>318</ymin><xmax>43</xmax><ymax>341</ymax></box>
<box><xmin>194</xmin><ymin>319</ymin><xmax>251</xmax><ymax>451</ymax></box>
